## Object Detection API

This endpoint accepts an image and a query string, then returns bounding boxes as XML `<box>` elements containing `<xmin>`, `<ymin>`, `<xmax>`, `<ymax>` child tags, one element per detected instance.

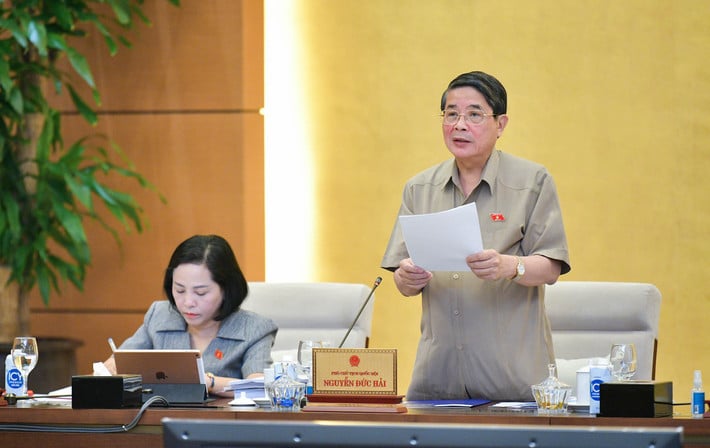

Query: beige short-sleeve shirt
<box><xmin>382</xmin><ymin>150</ymin><xmax>571</xmax><ymax>401</ymax></box>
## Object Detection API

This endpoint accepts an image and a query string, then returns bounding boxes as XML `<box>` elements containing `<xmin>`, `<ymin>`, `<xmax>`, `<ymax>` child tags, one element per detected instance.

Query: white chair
<box><xmin>545</xmin><ymin>281</ymin><xmax>662</xmax><ymax>388</ymax></box>
<box><xmin>240</xmin><ymin>282</ymin><xmax>375</xmax><ymax>361</ymax></box>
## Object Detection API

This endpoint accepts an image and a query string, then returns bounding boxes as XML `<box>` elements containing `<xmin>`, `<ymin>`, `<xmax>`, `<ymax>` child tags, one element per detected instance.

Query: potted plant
<box><xmin>0</xmin><ymin>0</ymin><xmax>179</xmax><ymax>346</ymax></box>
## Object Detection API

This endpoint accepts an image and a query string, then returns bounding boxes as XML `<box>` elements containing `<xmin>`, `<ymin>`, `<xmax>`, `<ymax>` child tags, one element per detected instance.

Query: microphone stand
<box><xmin>338</xmin><ymin>277</ymin><xmax>382</xmax><ymax>348</ymax></box>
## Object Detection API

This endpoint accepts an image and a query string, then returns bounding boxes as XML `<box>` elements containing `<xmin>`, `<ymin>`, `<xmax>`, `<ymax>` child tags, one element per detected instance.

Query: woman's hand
<box><xmin>102</xmin><ymin>356</ymin><xmax>117</xmax><ymax>375</ymax></box>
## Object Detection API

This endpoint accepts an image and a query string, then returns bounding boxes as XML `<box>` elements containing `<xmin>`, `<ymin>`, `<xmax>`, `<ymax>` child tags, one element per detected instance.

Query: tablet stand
<box><xmin>142</xmin><ymin>383</ymin><xmax>207</xmax><ymax>405</ymax></box>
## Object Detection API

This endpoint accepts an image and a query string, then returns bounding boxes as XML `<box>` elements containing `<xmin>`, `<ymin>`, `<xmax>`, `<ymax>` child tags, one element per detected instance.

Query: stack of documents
<box><xmin>225</xmin><ymin>377</ymin><xmax>267</xmax><ymax>399</ymax></box>
<box><xmin>404</xmin><ymin>398</ymin><xmax>490</xmax><ymax>409</ymax></box>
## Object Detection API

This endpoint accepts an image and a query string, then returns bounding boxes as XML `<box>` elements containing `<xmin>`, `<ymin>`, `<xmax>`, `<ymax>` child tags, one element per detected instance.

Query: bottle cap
<box><xmin>693</xmin><ymin>370</ymin><xmax>702</xmax><ymax>387</ymax></box>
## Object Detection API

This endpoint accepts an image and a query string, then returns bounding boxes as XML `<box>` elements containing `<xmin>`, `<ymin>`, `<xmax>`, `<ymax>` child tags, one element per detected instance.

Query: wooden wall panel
<box><xmin>28</xmin><ymin>0</ymin><xmax>264</xmax><ymax>386</ymax></box>
<box><xmin>31</xmin><ymin>312</ymin><xmax>147</xmax><ymax>376</ymax></box>
<box><xmin>54</xmin><ymin>0</ymin><xmax>260</xmax><ymax>111</ymax></box>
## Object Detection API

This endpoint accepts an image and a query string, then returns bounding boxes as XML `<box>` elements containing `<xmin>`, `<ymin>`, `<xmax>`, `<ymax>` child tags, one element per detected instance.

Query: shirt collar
<box><xmin>155</xmin><ymin>305</ymin><xmax>188</xmax><ymax>331</ymax></box>
<box><xmin>154</xmin><ymin>304</ymin><xmax>248</xmax><ymax>342</ymax></box>
<box><xmin>215</xmin><ymin>311</ymin><xmax>250</xmax><ymax>341</ymax></box>
<box><xmin>444</xmin><ymin>150</ymin><xmax>501</xmax><ymax>196</ymax></box>
<box><xmin>480</xmin><ymin>149</ymin><xmax>500</xmax><ymax>195</ymax></box>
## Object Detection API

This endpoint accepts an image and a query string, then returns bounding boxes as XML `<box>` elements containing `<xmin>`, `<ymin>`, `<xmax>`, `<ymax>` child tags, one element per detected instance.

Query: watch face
<box><xmin>517</xmin><ymin>261</ymin><xmax>525</xmax><ymax>276</ymax></box>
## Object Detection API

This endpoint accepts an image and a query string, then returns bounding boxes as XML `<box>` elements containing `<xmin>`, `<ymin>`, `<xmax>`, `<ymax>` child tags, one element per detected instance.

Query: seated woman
<box><xmin>104</xmin><ymin>234</ymin><xmax>277</xmax><ymax>397</ymax></box>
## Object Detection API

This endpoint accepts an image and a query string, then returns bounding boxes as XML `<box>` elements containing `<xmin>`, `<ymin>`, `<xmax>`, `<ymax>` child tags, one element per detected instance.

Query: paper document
<box><xmin>226</xmin><ymin>377</ymin><xmax>265</xmax><ymax>390</ymax></box>
<box><xmin>489</xmin><ymin>401</ymin><xmax>538</xmax><ymax>412</ymax></box>
<box><xmin>404</xmin><ymin>398</ymin><xmax>490</xmax><ymax>408</ymax></box>
<box><xmin>398</xmin><ymin>202</ymin><xmax>483</xmax><ymax>271</ymax></box>
<box><xmin>226</xmin><ymin>377</ymin><xmax>267</xmax><ymax>398</ymax></box>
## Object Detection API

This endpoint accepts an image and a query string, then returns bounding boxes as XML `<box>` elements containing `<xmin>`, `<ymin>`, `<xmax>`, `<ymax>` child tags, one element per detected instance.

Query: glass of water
<box><xmin>12</xmin><ymin>336</ymin><xmax>39</xmax><ymax>394</ymax></box>
<box><xmin>610</xmin><ymin>343</ymin><xmax>637</xmax><ymax>381</ymax></box>
<box><xmin>297</xmin><ymin>340</ymin><xmax>329</xmax><ymax>394</ymax></box>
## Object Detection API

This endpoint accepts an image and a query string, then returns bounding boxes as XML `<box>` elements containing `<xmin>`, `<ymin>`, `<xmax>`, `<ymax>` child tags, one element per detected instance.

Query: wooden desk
<box><xmin>0</xmin><ymin>400</ymin><xmax>707</xmax><ymax>448</ymax></box>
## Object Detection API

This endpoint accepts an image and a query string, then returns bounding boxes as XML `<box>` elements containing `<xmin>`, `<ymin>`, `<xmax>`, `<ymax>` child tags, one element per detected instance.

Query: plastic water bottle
<box><xmin>589</xmin><ymin>358</ymin><xmax>612</xmax><ymax>415</ymax></box>
<box><xmin>692</xmin><ymin>370</ymin><xmax>705</xmax><ymax>419</ymax></box>
<box><xmin>5</xmin><ymin>354</ymin><xmax>25</xmax><ymax>396</ymax></box>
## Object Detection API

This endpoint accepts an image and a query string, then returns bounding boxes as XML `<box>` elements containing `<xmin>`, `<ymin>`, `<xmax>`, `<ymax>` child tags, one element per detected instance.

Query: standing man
<box><xmin>381</xmin><ymin>71</ymin><xmax>571</xmax><ymax>401</ymax></box>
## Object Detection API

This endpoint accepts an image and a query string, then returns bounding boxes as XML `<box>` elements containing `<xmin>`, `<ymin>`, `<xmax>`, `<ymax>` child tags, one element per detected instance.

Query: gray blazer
<box><xmin>120</xmin><ymin>301</ymin><xmax>277</xmax><ymax>378</ymax></box>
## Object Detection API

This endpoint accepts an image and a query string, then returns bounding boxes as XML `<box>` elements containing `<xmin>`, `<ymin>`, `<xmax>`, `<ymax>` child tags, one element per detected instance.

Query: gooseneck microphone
<box><xmin>338</xmin><ymin>276</ymin><xmax>383</xmax><ymax>348</ymax></box>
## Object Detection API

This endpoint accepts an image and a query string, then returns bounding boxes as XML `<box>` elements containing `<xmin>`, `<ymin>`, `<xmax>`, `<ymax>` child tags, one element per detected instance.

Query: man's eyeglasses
<box><xmin>441</xmin><ymin>109</ymin><xmax>497</xmax><ymax>125</ymax></box>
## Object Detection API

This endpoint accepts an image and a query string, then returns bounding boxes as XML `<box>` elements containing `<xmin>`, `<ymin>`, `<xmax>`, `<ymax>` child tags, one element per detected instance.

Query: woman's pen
<box><xmin>108</xmin><ymin>337</ymin><xmax>117</xmax><ymax>352</ymax></box>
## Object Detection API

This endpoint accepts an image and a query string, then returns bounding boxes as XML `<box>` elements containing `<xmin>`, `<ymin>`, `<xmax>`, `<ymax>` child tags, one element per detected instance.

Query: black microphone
<box><xmin>338</xmin><ymin>277</ymin><xmax>382</xmax><ymax>348</ymax></box>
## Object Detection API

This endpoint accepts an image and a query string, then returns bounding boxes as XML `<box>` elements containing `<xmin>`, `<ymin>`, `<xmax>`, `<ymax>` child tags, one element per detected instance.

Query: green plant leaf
<box><xmin>27</xmin><ymin>20</ymin><xmax>49</xmax><ymax>57</ymax></box>
<box><xmin>52</xmin><ymin>201</ymin><xmax>88</xmax><ymax>247</ymax></box>
<box><xmin>0</xmin><ymin>194</ymin><xmax>21</xmax><ymax>238</ymax></box>
<box><xmin>36</xmin><ymin>112</ymin><xmax>53</xmax><ymax>162</ymax></box>
<box><xmin>8</xmin><ymin>87</ymin><xmax>24</xmax><ymax>115</ymax></box>
<box><xmin>130</xmin><ymin>4</ymin><xmax>151</xmax><ymax>26</ymax></box>
<box><xmin>92</xmin><ymin>88</ymin><xmax>102</xmax><ymax>107</ymax></box>
<box><xmin>66</xmin><ymin>47</ymin><xmax>95</xmax><ymax>88</ymax></box>
<box><xmin>37</xmin><ymin>266</ymin><xmax>52</xmax><ymax>305</ymax></box>
<box><xmin>101</xmin><ymin>34</ymin><xmax>119</xmax><ymax>56</ymax></box>
<box><xmin>46</xmin><ymin>32</ymin><xmax>68</xmax><ymax>52</ymax></box>
<box><xmin>118</xmin><ymin>35</ymin><xmax>132</xmax><ymax>48</ymax></box>
<box><xmin>0</xmin><ymin>57</ymin><xmax>12</xmax><ymax>95</ymax></box>
<box><xmin>64</xmin><ymin>173</ymin><xmax>93</xmax><ymax>211</ymax></box>
<box><xmin>46</xmin><ymin>1</ymin><xmax>75</xmax><ymax>31</ymax></box>
<box><xmin>50</xmin><ymin>108</ymin><xmax>64</xmax><ymax>148</ymax></box>
<box><xmin>67</xmin><ymin>84</ymin><xmax>98</xmax><ymax>125</ymax></box>
<box><xmin>58</xmin><ymin>138</ymin><xmax>88</xmax><ymax>170</ymax></box>
<box><xmin>110</xmin><ymin>0</ymin><xmax>133</xmax><ymax>26</ymax></box>
<box><xmin>0</xmin><ymin>18</ymin><xmax>28</xmax><ymax>48</ymax></box>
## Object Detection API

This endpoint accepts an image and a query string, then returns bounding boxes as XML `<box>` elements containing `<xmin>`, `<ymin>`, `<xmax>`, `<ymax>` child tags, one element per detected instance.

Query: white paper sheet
<box><xmin>398</xmin><ymin>202</ymin><xmax>483</xmax><ymax>271</ymax></box>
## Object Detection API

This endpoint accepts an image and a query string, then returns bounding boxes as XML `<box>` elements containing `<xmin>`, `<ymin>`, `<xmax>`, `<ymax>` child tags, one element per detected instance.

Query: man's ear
<box><xmin>496</xmin><ymin>114</ymin><xmax>509</xmax><ymax>138</ymax></box>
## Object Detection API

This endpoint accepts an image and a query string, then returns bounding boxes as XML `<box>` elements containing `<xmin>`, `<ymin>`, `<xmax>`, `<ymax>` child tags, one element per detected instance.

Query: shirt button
<box><xmin>454</xmin><ymin>309</ymin><xmax>460</xmax><ymax>316</ymax></box>
<box><xmin>456</xmin><ymin>345</ymin><xmax>463</xmax><ymax>351</ymax></box>
<box><xmin>452</xmin><ymin>273</ymin><xmax>460</xmax><ymax>280</ymax></box>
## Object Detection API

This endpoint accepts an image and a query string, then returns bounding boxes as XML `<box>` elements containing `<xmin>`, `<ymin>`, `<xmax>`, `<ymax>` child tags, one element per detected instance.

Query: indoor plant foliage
<box><xmin>0</xmin><ymin>0</ymin><xmax>179</xmax><ymax>341</ymax></box>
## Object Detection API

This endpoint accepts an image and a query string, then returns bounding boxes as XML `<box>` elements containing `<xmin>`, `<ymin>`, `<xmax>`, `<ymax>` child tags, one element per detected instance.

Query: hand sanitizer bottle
<box><xmin>5</xmin><ymin>354</ymin><xmax>25</xmax><ymax>396</ymax></box>
<box><xmin>692</xmin><ymin>370</ymin><xmax>705</xmax><ymax>419</ymax></box>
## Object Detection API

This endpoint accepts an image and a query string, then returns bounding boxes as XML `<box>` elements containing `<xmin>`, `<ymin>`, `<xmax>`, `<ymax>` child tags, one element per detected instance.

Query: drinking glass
<box><xmin>610</xmin><ymin>343</ymin><xmax>637</xmax><ymax>381</ymax></box>
<box><xmin>297</xmin><ymin>340</ymin><xmax>329</xmax><ymax>394</ymax></box>
<box><xmin>297</xmin><ymin>340</ymin><xmax>330</xmax><ymax>368</ymax></box>
<box><xmin>12</xmin><ymin>337</ymin><xmax>39</xmax><ymax>394</ymax></box>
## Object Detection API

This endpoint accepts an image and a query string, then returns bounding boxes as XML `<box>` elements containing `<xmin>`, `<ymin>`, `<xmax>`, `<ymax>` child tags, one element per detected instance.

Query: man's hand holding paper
<box><xmin>393</xmin><ymin>258</ymin><xmax>433</xmax><ymax>296</ymax></box>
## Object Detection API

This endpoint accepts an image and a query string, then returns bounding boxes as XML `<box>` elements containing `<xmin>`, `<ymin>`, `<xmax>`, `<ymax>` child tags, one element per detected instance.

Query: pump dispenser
<box><xmin>692</xmin><ymin>370</ymin><xmax>705</xmax><ymax>419</ymax></box>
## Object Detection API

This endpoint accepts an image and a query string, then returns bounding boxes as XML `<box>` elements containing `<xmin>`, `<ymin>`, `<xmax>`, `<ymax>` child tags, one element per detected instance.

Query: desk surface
<box><xmin>0</xmin><ymin>399</ymin><xmax>708</xmax><ymax>448</ymax></box>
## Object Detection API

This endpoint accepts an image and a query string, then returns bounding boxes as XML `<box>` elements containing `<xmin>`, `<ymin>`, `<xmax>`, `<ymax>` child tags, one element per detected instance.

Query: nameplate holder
<box><xmin>312</xmin><ymin>348</ymin><xmax>397</xmax><ymax>395</ymax></box>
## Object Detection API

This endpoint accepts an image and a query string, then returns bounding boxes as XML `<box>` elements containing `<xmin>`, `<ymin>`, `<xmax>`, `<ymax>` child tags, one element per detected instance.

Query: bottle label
<box><xmin>589</xmin><ymin>365</ymin><xmax>611</xmax><ymax>414</ymax></box>
<box><xmin>590</xmin><ymin>378</ymin><xmax>603</xmax><ymax>402</ymax></box>
<box><xmin>692</xmin><ymin>391</ymin><xmax>705</xmax><ymax>416</ymax></box>
<box><xmin>6</xmin><ymin>367</ymin><xmax>24</xmax><ymax>391</ymax></box>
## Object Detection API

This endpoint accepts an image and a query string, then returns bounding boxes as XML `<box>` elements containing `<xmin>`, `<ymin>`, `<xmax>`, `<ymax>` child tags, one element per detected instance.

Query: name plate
<box><xmin>312</xmin><ymin>348</ymin><xmax>397</xmax><ymax>395</ymax></box>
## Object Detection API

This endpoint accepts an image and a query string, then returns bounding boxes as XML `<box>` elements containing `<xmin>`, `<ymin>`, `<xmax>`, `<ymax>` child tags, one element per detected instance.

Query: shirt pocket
<box><xmin>482</xmin><ymin>225</ymin><xmax>525</xmax><ymax>254</ymax></box>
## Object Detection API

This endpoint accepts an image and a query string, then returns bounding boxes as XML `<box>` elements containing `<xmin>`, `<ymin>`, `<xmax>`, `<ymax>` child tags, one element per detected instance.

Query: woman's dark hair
<box><xmin>163</xmin><ymin>234</ymin><xmax>248</xmax><ymax>321</ymax></box>
<box><xmin>440</xmin><ymin>70</ymin><xmax>507</xmax><ymax>115</ymax></box>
